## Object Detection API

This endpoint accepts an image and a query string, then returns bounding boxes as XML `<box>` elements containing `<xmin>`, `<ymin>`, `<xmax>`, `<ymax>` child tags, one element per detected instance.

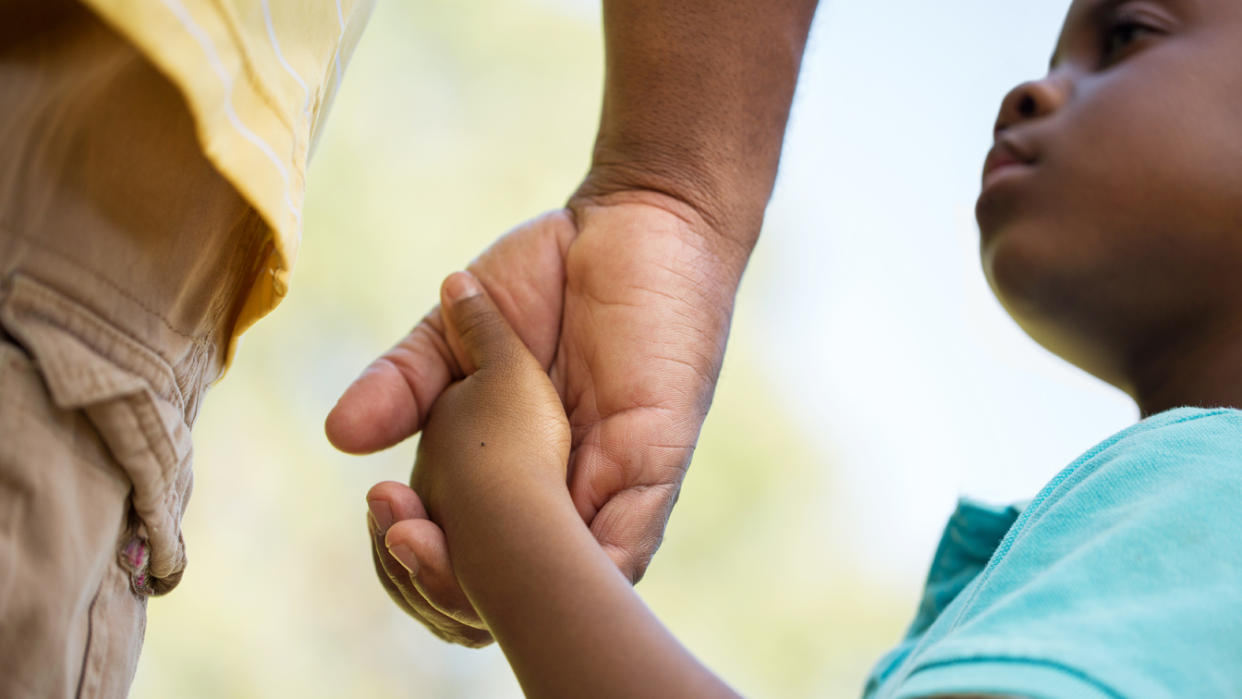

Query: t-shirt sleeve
<box><xmin>864</xmin><ymin>499</ymin><xmax>1022</xmax><ymax>696</ymax></box>
<box><xmin>868</xmin><ymin>409</ymin><xmax>1242</xmax><ymax>699</ymax></box>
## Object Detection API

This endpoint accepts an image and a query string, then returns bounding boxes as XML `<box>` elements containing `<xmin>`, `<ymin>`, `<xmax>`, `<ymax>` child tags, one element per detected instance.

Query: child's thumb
<box><xmin>439</xmin><ymin>271</ymin><xmax>527</xmax><ymax>375</ymax></box>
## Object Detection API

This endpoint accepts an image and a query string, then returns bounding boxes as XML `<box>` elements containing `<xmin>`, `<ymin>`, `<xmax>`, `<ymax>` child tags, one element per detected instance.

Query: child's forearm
<box><xmin>442</xmin><ymin>484</ymin><xmax>738</xmax><ymax>698</ymax></box>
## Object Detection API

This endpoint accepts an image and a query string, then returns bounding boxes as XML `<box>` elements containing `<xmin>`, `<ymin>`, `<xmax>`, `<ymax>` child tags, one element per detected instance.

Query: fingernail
<box><xmin>443</xmin><ymin>271</ymin><xmax>482</xmax><ymax>304</ymax></box>
<box><xmin>389</xmin><ymin>544</ymin><xmax>418</xmax><ymax>576</ymax></box>
<box><xmin>367</xmin><ymin>499</ymin><xmax>394</xmax><ymax>533</ymax></box>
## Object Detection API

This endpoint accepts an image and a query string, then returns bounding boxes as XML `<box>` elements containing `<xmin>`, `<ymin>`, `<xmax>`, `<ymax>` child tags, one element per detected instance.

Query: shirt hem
<box><xmin>894</xmin><ymin>657</ymin><xmax>1123</xmax><ymax>699</ymax></box>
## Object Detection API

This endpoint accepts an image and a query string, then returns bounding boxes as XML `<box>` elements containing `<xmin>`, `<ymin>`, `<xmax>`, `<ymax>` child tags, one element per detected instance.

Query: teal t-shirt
<box><xmin>865</xmin><ymin>407</ymin><xmax>1242</xmax><ymax>699</ymax></box>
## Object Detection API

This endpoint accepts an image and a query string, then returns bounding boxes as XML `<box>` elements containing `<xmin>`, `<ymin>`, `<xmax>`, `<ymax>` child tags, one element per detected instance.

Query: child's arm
<box><xmin>433</xmin><ymin>464</ymin><xmax>732</xmax><ymax>699</ymax></box>
<box><xmin>386</xmin><ymin>271</ymin><xmax>738</xmax><ymax>698</ymax></box>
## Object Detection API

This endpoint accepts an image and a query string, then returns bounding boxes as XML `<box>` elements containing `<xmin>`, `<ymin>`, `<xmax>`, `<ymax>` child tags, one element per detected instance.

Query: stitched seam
<box><xmin>0</xmin><ymin>354</ymin><xmax>133</xmax><ymax>499</ymax></box>
<box><xmin>906</xmin><ymin>655</ymin><xmax>1125</xmax><ymax>699</ymax></box>
<box><xmin>5</xmin><ymin>222</ymin><xmax>262</xmax><ymax>410</ymax></box>
<box><xmin>4</xmin><ymin>226</ymin><xmax>196</xmax><ymax>341</ymax></box>
<box><xmin>6</xmin><ymin>278</ymin><xmax>185</xmax><ymax>411</ymax></box>
<box><xmin>74</xmin><ymin>584</ymin><xmax>102</xmax><ymax>698</ymax></box>
<box><xmin>94</xmin><ymin>396</ymin><xmax>176</xmax><ymax>510</ymax></box>
<box><xmin>3</xmin><ymin>205</ymin><xmax>268</xmax><ymax>407</ymax></box>
<box><xmin>131</xmin><ymin>395</ymin><xmax>177</xmax><ymax>480</ymax></box>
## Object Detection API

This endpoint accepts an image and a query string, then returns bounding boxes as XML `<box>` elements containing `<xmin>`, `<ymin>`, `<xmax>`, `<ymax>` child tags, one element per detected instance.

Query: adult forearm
<box><xmin>574</xmin><ymin>0</ymin><xmax>820</xmax><ymax>250</ymax></box>
<box><xmin>446</xmin><ymin>488</ymin><xmax>737</xmax><ymax>698</ymax></box>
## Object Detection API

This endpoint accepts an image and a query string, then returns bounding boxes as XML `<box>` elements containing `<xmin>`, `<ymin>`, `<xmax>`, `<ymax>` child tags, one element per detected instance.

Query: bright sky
<box><xmin>753</xmin><ymin>0</ymin><xmax>1138</xmax><ymax>580</ymax></box>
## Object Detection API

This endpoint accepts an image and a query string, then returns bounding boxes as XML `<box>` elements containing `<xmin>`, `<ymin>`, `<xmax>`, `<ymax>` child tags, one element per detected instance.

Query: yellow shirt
<box><xmin>80</xmin><ymin>0</ymin><xmax>375</xmax><ymax>363</ymax></box>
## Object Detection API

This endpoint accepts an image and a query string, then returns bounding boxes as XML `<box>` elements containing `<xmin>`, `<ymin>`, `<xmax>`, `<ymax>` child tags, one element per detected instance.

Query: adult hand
<box><xmin>326</xmin><ymin>191</ymin><xmax>750</xmax><ymax>647</ymax></box>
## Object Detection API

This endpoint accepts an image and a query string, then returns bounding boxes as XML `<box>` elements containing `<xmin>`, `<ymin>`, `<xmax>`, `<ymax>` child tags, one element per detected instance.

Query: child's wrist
<box><xmin>438</xmin><ymin>469</ymin><xmax>577</xmax><ymax>547</ymax></box>
<box><xmin>443</xmin><ymin>481</ymin><xmax>585</xmax><ymax>593</ymax></box>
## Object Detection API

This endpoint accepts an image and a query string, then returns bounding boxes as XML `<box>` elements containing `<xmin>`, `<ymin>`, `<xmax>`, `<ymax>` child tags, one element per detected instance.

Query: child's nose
<box><xmin>994</xmin><ymin>74</ymin><xmax>1069</xmax><ymax>135</ymax></box>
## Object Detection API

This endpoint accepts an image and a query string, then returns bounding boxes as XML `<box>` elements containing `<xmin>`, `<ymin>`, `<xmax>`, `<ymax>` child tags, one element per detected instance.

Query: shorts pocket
<box><xmin>0</xmin><ymin>273</ymin><xmax>193</xmax><ymax>595</ymax></box>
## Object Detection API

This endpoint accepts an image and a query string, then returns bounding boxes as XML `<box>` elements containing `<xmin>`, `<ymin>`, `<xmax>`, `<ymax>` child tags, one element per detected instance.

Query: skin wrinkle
<box><xmin>590</xmin><ymin>482</ymin><xmax>681</xmax><ymax>581</ymax></box>
<box><xmin>570</xmin><ymin>278</ymin><xmax>727</xmax><ymax>350</ymax></box>
<box><xmin>389</xmin><ymin>332</ymin><xmax>446</xmax><ymax>392</ymax></box>
<box><xmin>566</xmin><ymin>284</ymin><xmax>726</xmax><ymax>371</ymax></box>
<box><xmin>569</xmin><ymin>429</ymin><xmax>692</xmax><ymax>504</ymax></box>
<box><xmin>649</xmin><ymin>353</ymin><xmax>718</xmax><ymax>388</ymax></box>
<box><xmin>574</xmin><ymin>439</ymin><xmax>690</xmax><ymax>523</ymax></box>
<box><xmin>568</xmin><ymin>403</ymin><xmax>679</xmax><ymax>436</ymax></box>
<box><xmin>559</xmin><ymin>251</ymin><xmax>730</xmax><ymax>396</ymax></box>
<box><xmin>568</xmin><ymin>192</ymin><xmax>752</xmax><ymax>282</ymax></box>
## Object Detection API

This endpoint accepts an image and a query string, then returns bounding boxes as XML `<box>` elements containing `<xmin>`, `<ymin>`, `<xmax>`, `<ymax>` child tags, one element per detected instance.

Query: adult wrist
<box><xmin>567</xmin><ymin>176</ymin><xmax>761</xmax><ymax>278</ymax></box>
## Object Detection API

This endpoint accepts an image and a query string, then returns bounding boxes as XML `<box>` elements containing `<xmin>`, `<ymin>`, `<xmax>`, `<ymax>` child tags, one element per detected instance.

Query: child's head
<box><xmin>977</xmin><ymin>0</ymin><xmax>1242</xmax><ymax>409</ymax></box>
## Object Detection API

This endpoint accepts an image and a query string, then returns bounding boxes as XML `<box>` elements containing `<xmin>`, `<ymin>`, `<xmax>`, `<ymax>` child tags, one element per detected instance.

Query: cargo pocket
<box><xmin>0</xmin><ymin>273</ymin><xmax>195</xmax><ymax>597</ymax></box>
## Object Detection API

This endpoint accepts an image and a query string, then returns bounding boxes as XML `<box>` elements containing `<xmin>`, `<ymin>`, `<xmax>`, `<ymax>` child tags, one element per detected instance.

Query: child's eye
<box><xmin>1099</xmin><ymin>18</ymin><xmax>1156</xmax><ymax>67</ymax></box>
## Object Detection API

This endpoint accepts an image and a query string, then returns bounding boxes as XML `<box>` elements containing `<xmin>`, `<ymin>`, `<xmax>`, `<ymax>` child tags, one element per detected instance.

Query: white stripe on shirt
<box><xmin>160</xmin><ymin>0</ymin><xmax>301</xmax><ymax>225</ymax></box>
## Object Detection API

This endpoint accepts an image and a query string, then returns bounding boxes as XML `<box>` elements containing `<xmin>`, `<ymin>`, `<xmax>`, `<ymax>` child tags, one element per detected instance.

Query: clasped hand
<box><xmin>365</xmin><ymin>272</ymin><xmax>574</xmax><ymax>635</ymax></box>
<box><xmin>327</xmin><ymin>195</ymin><xmax>747</xmax><ymax>646</ymax></box>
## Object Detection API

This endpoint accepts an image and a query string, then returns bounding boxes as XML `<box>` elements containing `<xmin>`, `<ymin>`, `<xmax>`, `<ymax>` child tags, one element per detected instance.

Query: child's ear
<box><xmin>438</xmin><ymin>271</ymin><xmax>529</xmax><ymax>377</ymax></box>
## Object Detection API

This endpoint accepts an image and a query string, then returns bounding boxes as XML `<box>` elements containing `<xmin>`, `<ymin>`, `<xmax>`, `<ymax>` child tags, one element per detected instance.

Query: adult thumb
<box><xmin>439</xmin><ymin>271</ymin><xmax>527</xmax><ymax>375</ymax></box>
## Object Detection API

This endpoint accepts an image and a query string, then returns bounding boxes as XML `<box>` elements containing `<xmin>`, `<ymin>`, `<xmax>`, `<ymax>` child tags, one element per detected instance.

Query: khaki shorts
<box><xmin>0</xmin><ymin>2</ymin><xmax>267</xmax><ymax>696</ymax></box>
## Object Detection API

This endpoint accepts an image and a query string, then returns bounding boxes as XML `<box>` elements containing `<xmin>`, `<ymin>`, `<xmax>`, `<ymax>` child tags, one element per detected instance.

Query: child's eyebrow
<box><xmin>1049</xmin><ymin>0</ymin><xmax>1131</xmax><ymax>70</ymax></box>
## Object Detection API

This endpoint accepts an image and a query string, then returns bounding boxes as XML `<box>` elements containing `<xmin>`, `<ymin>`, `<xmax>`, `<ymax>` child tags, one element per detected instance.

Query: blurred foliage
<box><xmin>130</xmin><ymin>1</ymin><xmax>913</xmax><ymax>697</ymax></box>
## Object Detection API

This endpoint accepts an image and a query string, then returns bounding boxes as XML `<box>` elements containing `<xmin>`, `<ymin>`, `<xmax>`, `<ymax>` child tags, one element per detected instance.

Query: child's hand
<box><xmin>409</xmin><ymin>271</ymin><xmax>572</xmax><ymax>529</ymax></box>
<box><xmin>367</xmin><ymin>282</ymin><xmax>733</xmax><ymax>698</ymax></box>
<box><xmin>367</xmin><ymin>272</ymin><xmax>574</xmax><ymax>643</ymax></box>
<box><xmin>368</xmin><ymin>273</ymin><xmax>736</xmax><ymax>698</ymax></box>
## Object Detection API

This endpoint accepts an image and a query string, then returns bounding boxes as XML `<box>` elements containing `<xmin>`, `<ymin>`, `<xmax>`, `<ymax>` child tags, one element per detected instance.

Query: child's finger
<box><xmin>369</xmin><ymin>516</ymin><xmax>493</xmax><ymax>647</ymax></box>
<box><xmin>367</xmin><ymin>527</ymin><xmax>416</xmax><ymax>615</ymax></box>
<box><xmin>385</xmin><ymin>518</ymin><xmax>489</xmax><ymax>632</ymax></box>
<box><xmin>367</xmin><ymin>514</ymin><xmax>463</xmax><ymax>640</ymax></box>
<box><xmin>367</xmin><ymin>480</ymin><xmax>429</xmax><ymax>522</ymax></box>
<box><xmin>438</xmin><ymin>271</ymin><xmax>532</xmax><ymax>376</ymax></box>
<box><xmin>365</xmin><ymin>484</ymin><xmax>492</xmax><ymax>645</ymax></box>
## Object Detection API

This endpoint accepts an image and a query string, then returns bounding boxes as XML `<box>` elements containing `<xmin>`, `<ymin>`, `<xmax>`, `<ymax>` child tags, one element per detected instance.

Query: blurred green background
<box><xmin>130</xmin><ymin>0</ymin><xmax>1136</xmax><ymax>697</ymax></box>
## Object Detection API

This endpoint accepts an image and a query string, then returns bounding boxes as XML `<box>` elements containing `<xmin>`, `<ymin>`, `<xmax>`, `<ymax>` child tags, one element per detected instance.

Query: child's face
<box><xmin>976</xmin><ymin>0</ymin><xmax>1242</xmax><ymax>393</ymax></box>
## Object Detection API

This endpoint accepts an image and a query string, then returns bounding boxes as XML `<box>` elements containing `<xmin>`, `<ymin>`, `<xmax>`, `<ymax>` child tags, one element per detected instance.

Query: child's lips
<box><xmin>981</xmin><ymin>137</ymin><xmax>1036</xmax><ymax>189</ymax></box>
<box><xmin>976</xmin><ymin>136</ymin><xmax>1040</xmax><ymax>235</ymax></box>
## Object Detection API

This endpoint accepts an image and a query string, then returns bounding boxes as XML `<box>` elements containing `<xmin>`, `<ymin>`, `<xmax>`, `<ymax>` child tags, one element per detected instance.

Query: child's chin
<box><xmin>980</xmin><ymin>218</ymin><xmax>1062</xmax><ymax>299</ymax></box>
<box><xmin>984</xmin><ymin>240</ymin><xmax>1137</xmax><ymax>389</ymax></box>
